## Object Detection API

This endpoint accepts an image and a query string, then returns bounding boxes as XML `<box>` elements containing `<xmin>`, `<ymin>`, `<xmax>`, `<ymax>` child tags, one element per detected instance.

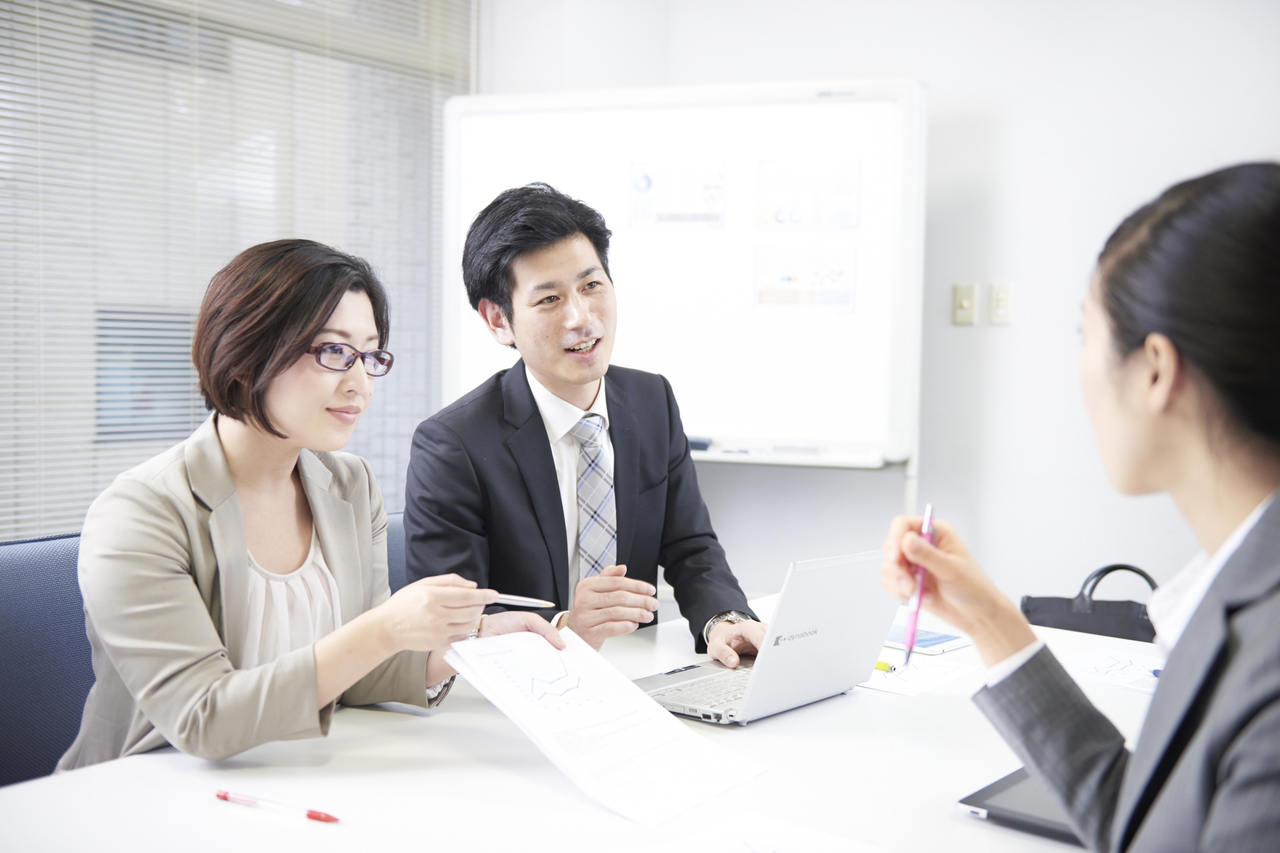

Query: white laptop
<box><xmin>633</xmin><ymin>551</ymin><xmax>898</xmax><ymax>725</ymax></box>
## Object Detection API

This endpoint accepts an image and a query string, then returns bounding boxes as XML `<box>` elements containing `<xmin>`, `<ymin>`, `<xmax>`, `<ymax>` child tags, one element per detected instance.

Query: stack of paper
<box><xmin>445</xmin><ymin>629</ymin><xmax>764</xmax><ymax>823</ymax></box>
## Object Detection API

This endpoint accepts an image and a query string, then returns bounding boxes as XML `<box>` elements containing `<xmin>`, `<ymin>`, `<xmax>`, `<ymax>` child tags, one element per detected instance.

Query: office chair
<box><xmin>386</xmin><ymin>511</ymin><xmax>408</xmax><ymax>593</ymax></box>
<box><xmin>0</xmin><ymin>533</ymin><xmax>95</xmax><ymax>787</ymax></box>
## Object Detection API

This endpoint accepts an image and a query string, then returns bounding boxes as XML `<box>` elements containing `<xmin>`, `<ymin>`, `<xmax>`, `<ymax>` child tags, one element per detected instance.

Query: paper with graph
<box><xmin>445</xmin><ymin>628</ymin><xmax>763</xmax><ymax>823</ymax></box>
<box><xmin>857</xmin><ymin>653</ymin><xmax>981</xmax><ymax>696</ymax></box>
<box><xmin>1060</xmin><ymin>650</ymin><xmax>1164</xmax><ymax>695</ymax></box>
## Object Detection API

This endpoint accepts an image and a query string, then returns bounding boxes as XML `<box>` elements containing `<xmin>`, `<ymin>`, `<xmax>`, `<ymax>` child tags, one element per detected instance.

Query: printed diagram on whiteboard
<box><xmin>756</xmin><ymin>161</ymin><xmax>860</xmax><ymax>230</ymax></box>
<box><xmin>755</xmin><ymin>241</ymin><xmax>856</xmax><ymax>313</ymax></box>
<box><xmin>629</xmin><ymin>163</ymin><xmax>725</xmax><ymax>227</ymax></box>
<box><xmin>753</xmin><ymin>162</ymin><xmax>860</xmax><ymax>314</ymax></box>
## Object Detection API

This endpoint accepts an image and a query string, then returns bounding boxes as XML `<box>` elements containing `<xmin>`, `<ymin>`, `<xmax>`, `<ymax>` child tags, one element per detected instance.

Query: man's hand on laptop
<box><xmin>563</xmin><ymin>564</ymin><xmax>658</xmax><ymax>650</ymax></box>
<box><xmin>708</xmin><ymin>619</ymin><xmax>767</xmax><ymax>669</ymax></box>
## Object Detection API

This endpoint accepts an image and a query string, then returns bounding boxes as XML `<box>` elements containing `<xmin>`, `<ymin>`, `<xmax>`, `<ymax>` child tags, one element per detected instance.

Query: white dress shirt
<box><xmin>1146</xmin><ymin>492</ymin><xmax>1273</xmax><ymax>658</ymax></box>
<box><xmin>987</xmin><ymin>491</ymin><xmax>1275</xmax><ymax>687</ymax></box>
<box><xmin>525</xmin><ymin>372</ymin><xmax>614</xmax><ymax>612</ymax></box>
<box><xmin>525</xmin><ymin>371</ymin><xmax>736</xmax><ymax>641</ymax></box>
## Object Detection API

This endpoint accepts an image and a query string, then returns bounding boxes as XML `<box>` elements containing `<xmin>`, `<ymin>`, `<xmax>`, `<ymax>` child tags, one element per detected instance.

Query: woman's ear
<box><xmin>1142</xmin><ymin>332</ymin><xmax>1183</xmax><ymax>414</ymax></box>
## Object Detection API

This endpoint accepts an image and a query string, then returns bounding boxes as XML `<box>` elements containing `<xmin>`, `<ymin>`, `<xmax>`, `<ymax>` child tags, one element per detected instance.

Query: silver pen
<box><xmin>493</xmin><ymin>593</ymin><xmax>556</xmax><ymax>608</ymax></box>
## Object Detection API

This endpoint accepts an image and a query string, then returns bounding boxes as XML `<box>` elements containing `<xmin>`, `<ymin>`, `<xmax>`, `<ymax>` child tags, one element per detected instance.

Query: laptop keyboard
<box><xmin>652</xmin><ymin>669</ymin><xmax>752</xmax><ymax>708</ymax></box>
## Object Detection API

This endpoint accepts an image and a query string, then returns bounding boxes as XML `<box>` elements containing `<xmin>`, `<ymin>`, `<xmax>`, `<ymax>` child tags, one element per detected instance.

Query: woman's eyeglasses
<box><xmin>307</xmin><ymin>343</ymin><xmax>394</xmax><ymax>376</ymax></box>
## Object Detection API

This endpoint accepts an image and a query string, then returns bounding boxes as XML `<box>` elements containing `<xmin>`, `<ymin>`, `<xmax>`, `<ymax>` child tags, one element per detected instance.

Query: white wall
<box><xmin>475</xmin><ymin>0</ymin><xmax>1280</xmax><ymax>601</ymax></box>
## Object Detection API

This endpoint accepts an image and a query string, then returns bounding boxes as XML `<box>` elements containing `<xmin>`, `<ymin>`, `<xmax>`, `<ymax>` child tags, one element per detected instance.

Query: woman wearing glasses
<box><xmin>59</xmin><ymin>239</ymin><xmax>563</xmax><ymax>770</ymax></box>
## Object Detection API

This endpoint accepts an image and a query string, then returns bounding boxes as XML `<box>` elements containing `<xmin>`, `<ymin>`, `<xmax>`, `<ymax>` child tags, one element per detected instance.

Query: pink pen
<box><xmin>216</xmin><ymin>790</ymin><xmax>338</xmax><ymax>823</ymax></box>
<box><xmin>902</xmin><ymin>503</ymin><xmax>935</xmax><ymax>667</ymax></box>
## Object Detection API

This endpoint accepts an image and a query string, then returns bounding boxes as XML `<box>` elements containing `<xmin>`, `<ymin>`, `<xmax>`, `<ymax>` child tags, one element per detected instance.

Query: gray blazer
<box><xmin>58</xmin><ymin>416</ymin><xmax>433</xmax><ymax>772</ymax></box>
<box><xmin>974</xmin><ymin>500</ymin><xmax>1280</xmax><ymax>852</ymax></box>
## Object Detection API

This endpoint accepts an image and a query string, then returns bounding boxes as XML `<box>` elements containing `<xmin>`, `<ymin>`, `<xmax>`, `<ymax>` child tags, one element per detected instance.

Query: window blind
<box><xmin>0</xmin><ymin>0</ymin><xmax>474</xmax><ymax>539</ymax></box>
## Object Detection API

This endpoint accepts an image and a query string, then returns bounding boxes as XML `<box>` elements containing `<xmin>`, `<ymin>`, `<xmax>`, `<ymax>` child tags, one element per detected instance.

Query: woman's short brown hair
<box><xmin>192</xmin><ymin>239</ymin><xmax>390</xmax><ymax>437</ymax></box>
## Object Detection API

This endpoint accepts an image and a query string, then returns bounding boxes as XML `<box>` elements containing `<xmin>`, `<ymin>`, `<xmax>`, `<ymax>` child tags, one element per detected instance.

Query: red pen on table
<box><xmin>216</xmin><ymin>790</ymin><xmax>338</xmax><ymax>823</ymax></box>
<box><xmin>902</xmin><ymin>502</ymin><xmax>935</xmax><ymax>668</ymax></box>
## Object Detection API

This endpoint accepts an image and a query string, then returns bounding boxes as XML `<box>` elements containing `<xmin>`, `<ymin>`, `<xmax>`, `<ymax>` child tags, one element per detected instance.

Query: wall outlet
<box><xmin>990</xmin><ymin>284</ymin><xmax>1014</xmax><ymax>325</ymax></box>
<box><xmin>952</xmin><ymin>283</ymin><xmax>978</xmax><ymax>325</ymax></box>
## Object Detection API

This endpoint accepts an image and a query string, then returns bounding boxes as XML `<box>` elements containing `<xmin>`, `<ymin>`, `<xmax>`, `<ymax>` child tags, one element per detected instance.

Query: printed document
<box><xmin>445</xmin><ymin>628</ymin><xmax>764</xmax><ymax>823</ymax></box>
<box><xmin>858</xmin><ymin>648</ymin><xmax>981</xmax><ymax>696</ymax></box>
<box><xmin>1060</xmin><ymin>650</ymin><xmax>1164</xmax><ymax>695</ymax></box>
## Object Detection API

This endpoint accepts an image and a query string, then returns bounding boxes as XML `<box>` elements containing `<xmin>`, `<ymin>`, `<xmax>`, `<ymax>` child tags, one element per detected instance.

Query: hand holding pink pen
<box><xmin>902</xmin><ymin>503</ymin><xmax>935</xmax><ymax>667</ymax></box>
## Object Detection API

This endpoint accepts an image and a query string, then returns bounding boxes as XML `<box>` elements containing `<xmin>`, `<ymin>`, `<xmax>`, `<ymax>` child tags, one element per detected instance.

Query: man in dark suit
<box><xmin>405</xmin><ymin>183</ymin><xmax>764</xmax><ymax>664</ymax></box>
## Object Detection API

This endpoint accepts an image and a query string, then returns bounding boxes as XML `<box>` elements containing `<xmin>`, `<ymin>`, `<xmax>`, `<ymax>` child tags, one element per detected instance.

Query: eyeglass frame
<box><xmin>306</xmin><ymin>342</ymin><xmax>395</xmax><ymax>376</ymax></box>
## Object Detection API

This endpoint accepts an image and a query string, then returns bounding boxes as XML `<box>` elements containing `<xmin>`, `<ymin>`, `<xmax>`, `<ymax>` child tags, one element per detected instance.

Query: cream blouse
<box><xmin>240</xmin><ymin>529</ymin><xmax>450</xmax><ymax>700</ymax></box>
<box><xmin>240</xmin><ymin>529</ymin><xmax>342</xmax><ymax>670</ymax></box>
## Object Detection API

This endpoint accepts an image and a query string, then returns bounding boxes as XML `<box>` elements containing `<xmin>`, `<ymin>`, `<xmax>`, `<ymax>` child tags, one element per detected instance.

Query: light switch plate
<box><xmin>990</xmin><ymin>284</ymin><xmax>1014</xmax><ymax>325</ymax></box>
<box><xmin>952</xmin><ymin>284</ymin><xmax>977</xmax><ymax>325</ymax></box>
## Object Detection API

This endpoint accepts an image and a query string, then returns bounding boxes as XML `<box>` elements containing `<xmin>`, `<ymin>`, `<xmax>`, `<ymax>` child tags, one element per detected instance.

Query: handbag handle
<box><xmin>1071</xmin><ymin>564</ymin><xmax>1158</xmax><ymax>613</ymax></box>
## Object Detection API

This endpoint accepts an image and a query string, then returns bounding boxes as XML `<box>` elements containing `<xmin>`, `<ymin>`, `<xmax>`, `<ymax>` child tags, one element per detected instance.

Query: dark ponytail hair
<box><xmin>1097</xmin><ymin>162</ymin><xmax>1280</xmax><ymax>447</ymax></box>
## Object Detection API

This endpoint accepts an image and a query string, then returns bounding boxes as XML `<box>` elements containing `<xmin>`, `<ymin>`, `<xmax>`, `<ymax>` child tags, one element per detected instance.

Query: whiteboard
<box><xmin>441</xmin><ymin>81</ymin><xmax>926</xmax><ymax>468</ymax></box>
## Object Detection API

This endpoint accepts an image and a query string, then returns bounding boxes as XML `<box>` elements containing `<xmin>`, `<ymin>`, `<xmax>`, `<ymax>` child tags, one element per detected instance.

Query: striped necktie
<box><xmin>569</xmin><ymin>414</ymin><xmax>617</xmax><ymax>579</ymax></box>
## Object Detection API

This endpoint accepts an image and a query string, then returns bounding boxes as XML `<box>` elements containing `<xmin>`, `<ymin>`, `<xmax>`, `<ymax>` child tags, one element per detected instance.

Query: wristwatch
<box><xmin>703</xmin><ymin>610</ymin><xmax>752</xmax><ymax>644</ymax></box>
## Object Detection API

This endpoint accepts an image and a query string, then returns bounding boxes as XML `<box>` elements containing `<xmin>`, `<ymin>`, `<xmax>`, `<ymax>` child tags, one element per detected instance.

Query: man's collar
<box><xmin>526</xmin><ymin>371</ymin><xmax>610</xmax><ymax>443</ymax></box>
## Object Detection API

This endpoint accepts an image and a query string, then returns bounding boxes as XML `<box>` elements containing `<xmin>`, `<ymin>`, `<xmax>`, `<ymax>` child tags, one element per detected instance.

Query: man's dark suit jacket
<box><xmin>404</xmin><ymin>361</ymin><xmax>754</xmax><ymax>652</ymax></box>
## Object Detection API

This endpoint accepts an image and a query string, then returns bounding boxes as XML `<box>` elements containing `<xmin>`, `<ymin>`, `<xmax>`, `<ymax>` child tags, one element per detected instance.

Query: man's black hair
<box><xmin>462</xmin><ymin>182</ymin><xmax>612</xmax><ymax>321</ymax></box>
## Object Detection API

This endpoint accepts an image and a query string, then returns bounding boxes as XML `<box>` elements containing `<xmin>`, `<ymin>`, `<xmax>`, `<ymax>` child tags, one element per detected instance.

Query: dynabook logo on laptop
<box><xmin>773</xmin><ymin>629</ymin><xmax>818</xmax><ymax>647</ymax></box>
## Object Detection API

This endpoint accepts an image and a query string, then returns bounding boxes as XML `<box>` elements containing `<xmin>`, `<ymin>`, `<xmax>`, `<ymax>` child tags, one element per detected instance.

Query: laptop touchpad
<box><xmin>634</xmin><ymin>664</ymin><xmax>718</xmax><ymax>692</ymax></box>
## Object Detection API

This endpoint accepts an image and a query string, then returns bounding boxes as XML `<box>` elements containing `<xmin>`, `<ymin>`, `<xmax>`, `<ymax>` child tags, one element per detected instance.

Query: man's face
<box><xmin>480</xmin><ymin>233</ymin><xmax>617</xmax><ymax>410</ymax></box>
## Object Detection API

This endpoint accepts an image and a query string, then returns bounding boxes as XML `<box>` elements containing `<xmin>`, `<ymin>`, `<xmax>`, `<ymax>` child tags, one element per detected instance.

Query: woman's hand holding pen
<box><xmin>379</xmin><ymin>574</ymin><xmax>498</xmax><ymax>653</ymax></box>
<box><xmin>315</xmin><ymin>575</ymin><xmax>562</xmax><ymax>707</ymax></box>
<box><xmin>880</xmin><ymin>515</ymin><xmax>1037</xmax><ymax>667</ymax></box>
<box><xmin>377</xmin><ymin>576</ymin><xmax>565</xmax><ymax>691</ymax></box>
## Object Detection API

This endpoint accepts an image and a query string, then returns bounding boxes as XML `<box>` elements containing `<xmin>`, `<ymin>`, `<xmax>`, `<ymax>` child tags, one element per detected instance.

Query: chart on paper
<box><xmin>445</xmin><ymin>629</ymin><xmax>764</xmax><ymax>822</ymax></box>
<box><xmin>1061</xmin><ymin>651</ymin><xmax>1164</xmax><ymax>695</ymax></box>
<box><xmin>857</xmin><ymin>650</ymin><xmax>980</xmax><ymax>696</ymax></box>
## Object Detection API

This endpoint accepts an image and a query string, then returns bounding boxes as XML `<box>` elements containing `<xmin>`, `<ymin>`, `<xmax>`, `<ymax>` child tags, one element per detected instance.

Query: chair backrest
<box><xmin>387</xmin><ymin>511</ymin><xmax>407</xmax><ymax>593</ymax></box>
<box><xmin>0</xmin><ymin>533</ymin><xmax>94</xmax><ymax>787</ymax></box>
<box><xmin>0</xmin><ymin>514</ymin><xmax>410</xmax><ymax>787</ymax></box>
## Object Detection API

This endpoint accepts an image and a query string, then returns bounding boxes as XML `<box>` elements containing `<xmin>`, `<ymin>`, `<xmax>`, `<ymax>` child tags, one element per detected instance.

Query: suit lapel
<box><xmin>502</xmin><ymin>363</ymin><xmax>571</xmax><ymax>608</ymax></box>
<box><xmin>1113</xmin><ymin>595</ymin><xmax>1227</xmax><ymax>850</ymax></box>
<box><xmin>185</xmin><ymin>416</ymin><xmax>364</xmax><ymax>666</ymax></box>
<box><xmin>298</xmin><ymin>451</ymin><xmax>364</xmax><ymax>624</ymax></box>
<box><xmin>185</xmin><ymin>415</ymin><xmax>251</xmax><ymax>668</ymax></box>
<box><xmin>1114</xmin><ymin>499</ymin><xmax>1280</xmax><ymax>850</ymax></box>
<box><xmin>605</xmin><ymin>375</ymin><xmax>639</xmax><ymax>566</ymax></box>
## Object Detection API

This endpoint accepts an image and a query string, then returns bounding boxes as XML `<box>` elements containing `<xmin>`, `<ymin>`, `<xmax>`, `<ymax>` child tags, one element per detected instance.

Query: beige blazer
<box><xmin>58</xmin><ymin>415</ymin><xmax>432</xmax><ymax>771</ymax></box>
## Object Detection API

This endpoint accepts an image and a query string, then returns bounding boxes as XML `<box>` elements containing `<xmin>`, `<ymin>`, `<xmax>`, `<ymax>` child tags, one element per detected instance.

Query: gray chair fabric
<box><xmin>0</xmin><ymin>533</ymin><xmax>94</xmax><ymax>787</ymax></box>
<box><xmin>387</xmin><ymin>511</ymin><xmax>407</xmax><ymax>593</ymax></box>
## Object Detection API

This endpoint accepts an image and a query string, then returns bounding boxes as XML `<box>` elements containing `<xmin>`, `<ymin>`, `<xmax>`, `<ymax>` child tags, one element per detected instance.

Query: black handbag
<box><xmin>1020</xmin><ymin>564</ymin><xmax>1158</xmax><ymax>643</ymax></box>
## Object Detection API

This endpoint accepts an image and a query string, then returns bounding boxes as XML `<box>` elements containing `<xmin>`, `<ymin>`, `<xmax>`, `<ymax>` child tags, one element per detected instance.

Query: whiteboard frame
<box><xmin>441</xmin><ymin>80</ymin><xmax>926</xmax><ymax>472</ymax></box>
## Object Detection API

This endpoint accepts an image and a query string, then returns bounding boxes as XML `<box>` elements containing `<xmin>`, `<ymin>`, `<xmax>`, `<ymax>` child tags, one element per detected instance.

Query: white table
<box><xmin>0</xmin><ymin>603</ymin><xmax>1154</xmax><ymax>852</ymax></box>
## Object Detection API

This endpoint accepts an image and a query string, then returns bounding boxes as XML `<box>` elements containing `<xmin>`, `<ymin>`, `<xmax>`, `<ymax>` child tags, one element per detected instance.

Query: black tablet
<box><xmin>958</xmin><ymin>767</ymin><xmax>1083</xmax><ymax>847</ymax></box>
